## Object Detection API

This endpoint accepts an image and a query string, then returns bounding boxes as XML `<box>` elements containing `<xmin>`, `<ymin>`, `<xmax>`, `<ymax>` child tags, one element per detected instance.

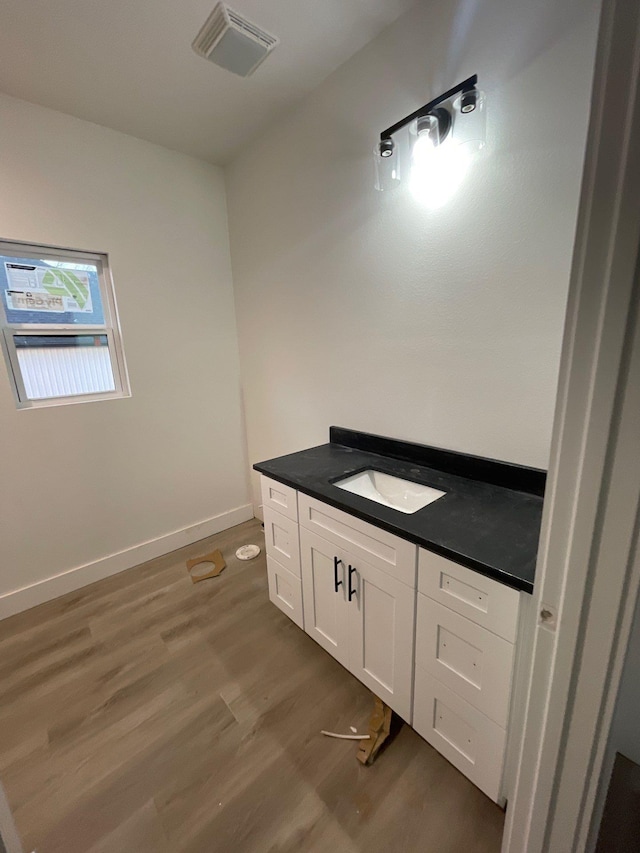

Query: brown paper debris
<box><xmin>356</xmin><ymin>696</ymin><xmax>393</xmax><ymax>765</ymax></box>
<box><xmin>186</xmin><ymin>549</ymin><xmax>226</xmax><ymax>583</ymax></box>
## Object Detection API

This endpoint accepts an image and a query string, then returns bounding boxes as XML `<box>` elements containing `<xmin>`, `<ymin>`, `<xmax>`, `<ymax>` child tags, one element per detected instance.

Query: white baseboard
<box><xmin>0</xmin><ymin>504</ymin><xmax>254</xmax><ymax>621</ymax></box>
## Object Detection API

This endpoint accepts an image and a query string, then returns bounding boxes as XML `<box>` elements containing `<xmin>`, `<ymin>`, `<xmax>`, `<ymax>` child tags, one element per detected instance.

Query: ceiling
<box><xmin>0</xmin><ymin>0</ymin><xmax>414</xmax><ymax>165</ymax></box>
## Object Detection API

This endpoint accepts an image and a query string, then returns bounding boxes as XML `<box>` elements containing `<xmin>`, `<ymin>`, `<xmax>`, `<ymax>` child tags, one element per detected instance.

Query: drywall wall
<box><xmin>0</xmin><ymin>94</ymin><xmax>250</xmax><ymax>616</ymax></box>
<box><xmin>226</xmin><ymin>0</ymin><xmax>601</xmax><ymax>510</ymax></box>
<box><xmin>588</xmin><ymin>586</ymin><xmax>640</xmax><ymax>850</ymax></box>
<box><xmin>606</xmin><ymin>590</ymin><xmax>640</xmax><ymax>764</ymax></box>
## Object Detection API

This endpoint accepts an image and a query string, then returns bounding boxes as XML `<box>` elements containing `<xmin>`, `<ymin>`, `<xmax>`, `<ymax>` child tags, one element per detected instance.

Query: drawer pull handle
<box><xmin>333</xmin><ymin>557</ymin><xmax>343</xmax><ymax>593</ymax></box>
<box><xmin>348</xmin><ymin>565</ymin><xmax>357</xmax><ymax>601</ymax></box>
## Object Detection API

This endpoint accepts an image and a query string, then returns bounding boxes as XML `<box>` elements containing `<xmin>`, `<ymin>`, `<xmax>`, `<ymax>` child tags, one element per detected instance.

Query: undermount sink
<box><xmin>334</xmin><ymin>469</ymin><xmax>446</xmax><ymax>514</ymax></box>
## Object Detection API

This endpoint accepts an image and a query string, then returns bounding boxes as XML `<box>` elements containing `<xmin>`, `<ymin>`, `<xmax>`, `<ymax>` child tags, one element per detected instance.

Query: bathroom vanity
<box><xmin>254</xmin><ymin>428</ymin><xmax>544</xmax><ymax>804</ymax></box>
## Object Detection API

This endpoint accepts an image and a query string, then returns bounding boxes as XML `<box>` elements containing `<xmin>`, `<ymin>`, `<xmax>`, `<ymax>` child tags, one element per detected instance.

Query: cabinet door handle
<box><xmin>348</xmin><ymin>565</ymin><xmax>357</xmax><ymax>601</ymax></box>
<box><xmin>333</xmin><ymin>557</ymin><xmax>343</xmax><ymax>593</ymax></box>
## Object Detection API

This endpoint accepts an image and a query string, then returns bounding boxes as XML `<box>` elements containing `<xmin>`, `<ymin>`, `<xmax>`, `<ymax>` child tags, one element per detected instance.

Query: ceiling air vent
<box><xmin>192</xmin><ymin>3</ymin><xmax>278</xmax><ymax>77</ymax></box>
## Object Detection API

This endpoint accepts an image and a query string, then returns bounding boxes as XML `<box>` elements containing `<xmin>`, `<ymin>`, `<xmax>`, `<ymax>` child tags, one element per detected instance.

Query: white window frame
<box><xmin>0</xmin><ymin>239</ymin><xmax>130</xmax><ymax>409</ymax></box>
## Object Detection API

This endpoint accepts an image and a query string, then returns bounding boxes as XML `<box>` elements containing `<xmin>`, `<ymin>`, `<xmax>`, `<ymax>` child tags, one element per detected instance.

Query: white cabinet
<box><xmin>413</xmin><ymin>547</ymin><xmax>521</xmax><ymax>802</ymax></box>
<box><xmin>300</xmin><ymin>525</ymin><xmax>416</xmax><ymax>721</ymax></box>
<box><xmin>413</xmin><ymin>667</ymin><xmax>507</xmax><ymax>802</ymax></box>
<box><xmin>261</xmin><ymin>480</ymin><xmax>304</xmax><ymax>630</ymax></box>
<box><xmin>259</xmin><ymin>474</ymin><xmax>523</xmax><ymax>804</ymax></box>
<box><xmin>418</xmin><ymin>548</ymin><xmax>519</xmax><ymax>642</ymax></box>
<box><xmin>263</xmin><ymin>506</ymin><xmax>301</xmax><ymax>577</ymax></box>
<box><xmin>266</xmin><ymin>556</ymin><xmax>304</xmax><ymax>629</ymax></box>
<box><xmin>261</xmin><ymin>475</ymin><xmax>299</xmax><ymax>522</ymax></box>
<box><xmin>298</xmin><ymin>492</ymin><xmax>416</xmax><ymax>586</ymax></box>
<box><xmin>416</xmin><ymin>595</ymin><xmax>515</xmax><ymax>727</ymax></box>
<box><xmin>299</xmin><ymin>527</ymin><xmax>350</xmax><ymax>668</ymax></box>
<box><xmin>347</xmin><ymin>553</ymin><xmax>415</xmax><ymax>719</ymax></box>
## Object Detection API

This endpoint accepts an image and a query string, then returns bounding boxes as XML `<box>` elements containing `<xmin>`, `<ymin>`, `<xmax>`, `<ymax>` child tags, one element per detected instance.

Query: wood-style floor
<box><xmin>0</xmin><ymin>519</ymin><xmax>505</xmax><ymax>853</ymax></box>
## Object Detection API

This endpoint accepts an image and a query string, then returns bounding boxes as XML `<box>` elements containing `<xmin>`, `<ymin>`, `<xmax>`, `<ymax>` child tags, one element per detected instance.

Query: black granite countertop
<box><xmin>254</xmin><ymin>428</ymin><xmax>545</xmax><ymax>594</ymax></box>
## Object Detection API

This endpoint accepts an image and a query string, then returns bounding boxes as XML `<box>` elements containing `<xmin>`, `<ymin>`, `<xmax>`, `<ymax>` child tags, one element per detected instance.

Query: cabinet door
<box><xmin>347</xmin><ymin>556</ymin><xmax>415</xmax><ymax>721</ymax></box>
<box><xmin>300</xmin><ymin>527</ymin><xmax>349</xmax><ymax>668</ymax></box>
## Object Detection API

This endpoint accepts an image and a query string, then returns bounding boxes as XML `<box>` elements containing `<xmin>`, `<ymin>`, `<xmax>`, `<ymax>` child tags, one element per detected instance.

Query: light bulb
<box><xmin>409</xmin><ymin>138</ymin><xmax>471</xmax><ymax>209</ymax></box>
<box><xmin>412</xmin><ymin>131</ymin><xmax>438</xmax><ymax>166</ymax></box>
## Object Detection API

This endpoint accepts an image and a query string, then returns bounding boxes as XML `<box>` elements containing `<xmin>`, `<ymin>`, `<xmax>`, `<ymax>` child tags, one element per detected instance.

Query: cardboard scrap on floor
<box><xmin>186</xmin><ymin>549</ymin><xmax>226</xmax><ymax>583</ymax></box>
<box><xmin>356</xmin><ymin>696</ymin><xmax>393</xmax><ymax>765</ymax></box>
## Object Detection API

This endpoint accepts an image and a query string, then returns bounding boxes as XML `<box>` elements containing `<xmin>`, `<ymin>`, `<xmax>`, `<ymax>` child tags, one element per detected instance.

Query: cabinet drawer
<box><xmin>418</xmin><ymin>549</ymin><xmax>520</xmax><ymax>642</ymax></box>
<box><xmin>266</xmin><ymin>556</ymin><xmax>304</xmax><ymax>630</ymax></box>
<box><xmin>413</xmin><ymin>668</ymin><xmax>506</xmax><ymax>803</ymax></box>
<box><xmin>263</xmin><ymin>506</ymin><xmax>300</xmax><ymax>577</ymax></box>
<box><xmin>261</xmin><ymin>476</ymin><xmax>298</xmax><ymax>522</ymax></box>
<box><xmin>298</xmin><ymin>493</ymin><xmax>417</xmax><ymax>588</ymax></box>
<box><xmin>416</xmin><ymin>594</ymin><xmax>515</xmax><ymax>727</ymax></box>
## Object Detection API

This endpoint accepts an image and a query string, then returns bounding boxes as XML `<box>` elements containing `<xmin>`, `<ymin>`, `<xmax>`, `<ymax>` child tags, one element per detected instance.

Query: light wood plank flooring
<box><xmin>0</xmin><ymin>519</ymin><xmax>504</xmax><ymax>852</ymax></box>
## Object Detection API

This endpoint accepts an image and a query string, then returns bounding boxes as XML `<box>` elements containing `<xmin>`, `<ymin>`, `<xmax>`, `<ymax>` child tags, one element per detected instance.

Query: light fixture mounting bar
<box><xmin>380</xmin><ymin>74</ymin><xmax>478</xmax><ymax>142</ymax></box>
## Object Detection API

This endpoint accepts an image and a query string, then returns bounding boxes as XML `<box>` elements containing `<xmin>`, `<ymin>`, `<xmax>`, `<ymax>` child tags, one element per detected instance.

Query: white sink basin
<box><xmin>334</xmin><ymin>470</ymin><xmax>446</xmax><ymax>514</ymax></box>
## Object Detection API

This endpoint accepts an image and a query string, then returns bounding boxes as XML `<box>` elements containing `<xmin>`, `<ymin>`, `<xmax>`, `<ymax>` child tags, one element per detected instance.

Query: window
<box><xmin>0</xmin><ymin>240</ymin><xmax>129</xmax><ymax>408</ymax></box>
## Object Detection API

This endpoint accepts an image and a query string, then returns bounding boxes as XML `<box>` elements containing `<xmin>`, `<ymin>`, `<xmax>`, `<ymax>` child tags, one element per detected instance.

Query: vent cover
<box><xmin>192</xmin><ymin>3</ymin><xmax>278</xmax><ymax>77</ymax></box>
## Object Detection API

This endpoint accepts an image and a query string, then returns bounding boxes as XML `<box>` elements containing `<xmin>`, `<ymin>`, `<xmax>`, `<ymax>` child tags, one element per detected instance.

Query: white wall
<box><xmin>226</xmin><ymin>0</ymin><xmax>601</xmax><ymax>510</ymax></box>
<box><xmin>607</xmin><ymin>591</ymin><xmax>640</xmax><ymax>766</ymax></box>
<box><xmin>589</xmin><ymin>587</ymin><xmax>640</xmax><ymax>849</ymax></box>
<box><xmin>0</xmin><ymin>94</ymin><xmax>250</xmax><ymax>616</ymax></box>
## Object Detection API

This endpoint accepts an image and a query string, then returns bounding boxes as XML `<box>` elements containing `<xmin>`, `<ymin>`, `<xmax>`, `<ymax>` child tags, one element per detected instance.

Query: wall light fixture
<box><xmin>374</xmin><ymin>75</ymin><xmax>485</xmax><ymax>207</ymax></box>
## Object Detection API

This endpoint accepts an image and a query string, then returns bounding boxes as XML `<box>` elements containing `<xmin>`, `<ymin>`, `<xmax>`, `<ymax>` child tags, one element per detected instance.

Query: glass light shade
<box><xmin>373</xmin><ymin>140</ymin><xmax>401</xmax><ymax>191</ymax></box>
<box><xmin>410</xmin><ymin>114</ymin><xmax>442</xmax><ymax>151</ymax></box>
<box><xmin>452</xmin><ymin>88</ymin><xmax>486</xmax><ymax>150</ymax></box>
